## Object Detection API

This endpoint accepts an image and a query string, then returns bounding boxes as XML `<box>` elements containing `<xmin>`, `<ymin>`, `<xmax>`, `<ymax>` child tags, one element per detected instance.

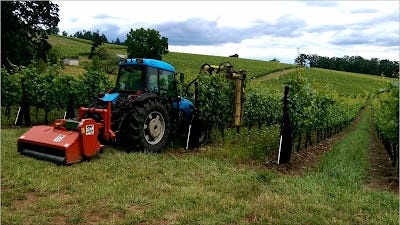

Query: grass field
<box><xmin>2</xmin><ymin>107</ymin><xmax>398</xmax><ymax>225</ymax></box>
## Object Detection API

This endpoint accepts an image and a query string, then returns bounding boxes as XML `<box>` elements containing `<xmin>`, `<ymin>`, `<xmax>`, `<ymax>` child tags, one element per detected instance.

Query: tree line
<box><xmin>295</xmin><ymin>54</ymin><xmax>399</xmax><ymax>78</ymax></box>
<box><xmin>61</xmin><ymin>30</ymin><xmax>127</xmax><ymax>46</ymax></box>
<box><xmin>73</xmin><ymin>30</ymin><xmax>108</xmax><ymax>43</ymax></box>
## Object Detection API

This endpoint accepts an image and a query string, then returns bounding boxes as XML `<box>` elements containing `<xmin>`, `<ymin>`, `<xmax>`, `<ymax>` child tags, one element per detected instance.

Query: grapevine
<box><xmin>372</xmin><ymin>81</ymin><xmax>399</xmax><ymax>166</ymax></box>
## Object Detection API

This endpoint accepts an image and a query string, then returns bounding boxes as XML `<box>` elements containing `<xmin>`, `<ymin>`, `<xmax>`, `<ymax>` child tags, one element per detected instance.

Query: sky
<box><xmin>54</xmin><ymin>1</ymin><xmax>399</xmax><ymax>64</ymax></box>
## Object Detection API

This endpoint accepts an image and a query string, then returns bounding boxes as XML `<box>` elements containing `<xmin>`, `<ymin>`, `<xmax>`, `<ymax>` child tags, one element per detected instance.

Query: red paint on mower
<box><xmin>17</xmin><ymin>101</ymin><xmax>115</xmax><ymax>165</ymax></box>
<box><xmin>17</xmin><ymin>118</ymin><xmax>103</xmax><ymax>165</ymax></box>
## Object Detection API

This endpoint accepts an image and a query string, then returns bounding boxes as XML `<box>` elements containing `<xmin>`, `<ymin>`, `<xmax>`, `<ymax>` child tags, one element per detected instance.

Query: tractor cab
<box><xmin>115</xmin><ymin>58</ymin><xmax>195</xmax><ymax>120</ymax></box>
<box><xmin>117</xmin><ymin>58</ymin><xmax>177</xmax><ymax>98</ymax></box>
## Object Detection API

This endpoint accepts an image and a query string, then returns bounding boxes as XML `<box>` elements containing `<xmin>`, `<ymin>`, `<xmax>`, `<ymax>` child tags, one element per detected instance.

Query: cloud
<box><xmin>304</xmin><ymin>1</ymin><xmax>338</xmax><ymax>7</ymax></box>
<box><xmin>93</xmin><ymin>13</ymin><xmax>127</xmax><ymax>21</ymax></box>
<box><xmin>350</xmin><ymin>8</ymin><xmax>379</xmax><ymax>14</ymax></box>
<box><xmin>155</xmin><ymin>16</ymin><xmax>306</xmax><ymax>46</ymax></box>
<box><xmin>265</xmin><ymin>15</ymin><xmax>306</xmax><ymax>37</ymax></box>
<box><xmin>305</xmin><ymin>9</ymin><xmax>399</xmax><ymax>48</ymax></box>
<box><xmin>91</xmin><ymin>23</ymin><xmax>126</xmax><ymax>41</ymax></box>
<box><xmin>155</xmin><ymin>18</ymin><xmax>239</xmax><ymax>45</ymax></box>
<box><xmin>331</xmin><ymin>34</ymin><xmax>398</xmax><ymax>47</ymax></box>
<box><xmin>69</xmin><ymin>17</ymin><xmax>78</xmax><ymax>23</ymax></box>
<box><xmin>94</xmin><ymin>13</ymin><xmax>112</xmax><ymax>19</ymax></box>
<box><xmin>306</xmin><ymin>24</ymin><xmax>345</xmax><ymax>33</ymax></box>
<box><xmin>329</xmin><ymin>28</ymin><xmax>398</xmax><ymax>47</ymax></box>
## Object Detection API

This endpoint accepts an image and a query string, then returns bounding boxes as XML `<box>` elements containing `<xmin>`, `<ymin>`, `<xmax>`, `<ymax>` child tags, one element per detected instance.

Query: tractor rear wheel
<box><xmin>128</xmin><ymin>99</ymin><xmax>170</xmax><ymax>152</ymax></box>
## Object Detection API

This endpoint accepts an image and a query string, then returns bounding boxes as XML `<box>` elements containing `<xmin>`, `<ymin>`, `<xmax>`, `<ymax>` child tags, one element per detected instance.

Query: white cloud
<box><xmin>54</xmin><ymin>1</ymin><xmax>399</xmax><ymax>63</ymax></box>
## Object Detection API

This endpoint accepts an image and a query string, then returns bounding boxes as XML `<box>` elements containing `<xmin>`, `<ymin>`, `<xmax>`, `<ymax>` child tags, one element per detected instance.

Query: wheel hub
<box><xmin>144</xmin><ymin>111</ymin><xmax>165</xmax><ymax>145</ymax></box>
<box><xmin>149</xmin><ymin>118</ymin><xmax>162</xmax><ymax>137</ymax></box>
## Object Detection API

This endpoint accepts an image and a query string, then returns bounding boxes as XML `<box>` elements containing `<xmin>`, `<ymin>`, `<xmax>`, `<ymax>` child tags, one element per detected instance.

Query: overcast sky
<box><xmin>55</xmin><ymin>1</ymin><xmax>399</xmax><ymax>64</ymax></box>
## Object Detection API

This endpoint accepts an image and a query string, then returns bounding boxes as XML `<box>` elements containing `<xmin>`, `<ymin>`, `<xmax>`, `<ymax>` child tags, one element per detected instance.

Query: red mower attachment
<box><xmin>17</xmin><ymin>118</ymin><xmax>103</xmax><ymax>165</ymax></box>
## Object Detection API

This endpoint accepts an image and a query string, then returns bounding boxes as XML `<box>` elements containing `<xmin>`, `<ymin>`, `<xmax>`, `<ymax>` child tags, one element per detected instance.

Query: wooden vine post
<box><xmin>278</xmin><ymin>85</ymin><xmax>292</xmax><ymax>164</ymax></box>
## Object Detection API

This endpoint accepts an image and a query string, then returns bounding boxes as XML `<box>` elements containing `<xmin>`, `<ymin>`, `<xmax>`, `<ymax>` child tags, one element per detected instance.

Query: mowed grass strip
<box><xmin>1</xmin><ymin>128</ymin><xmax>273</xmax><ymax>225</ymax></box>
<box><xmin>252</xmin><ymin>107</ymin><xmax>399</xmax><ymax>225</ymax></box>
<box><xmin>2</xmin><ymin>107</ymin><xmax>398</xmax><ymax>225</ymax></box>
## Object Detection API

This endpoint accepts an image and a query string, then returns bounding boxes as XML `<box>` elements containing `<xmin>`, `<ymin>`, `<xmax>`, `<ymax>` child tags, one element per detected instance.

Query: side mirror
<box><xmin>179</xmin><ymin>73</ymin><xmax>185</xmax><ymax>83</ymax></box>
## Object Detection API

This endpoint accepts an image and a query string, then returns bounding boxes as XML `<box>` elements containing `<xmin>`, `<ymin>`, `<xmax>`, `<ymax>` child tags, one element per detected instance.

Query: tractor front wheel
<box><xmin>128</xmin><ymin>99</ymin><xmax>170</xmax><ymax>152</ymax></box>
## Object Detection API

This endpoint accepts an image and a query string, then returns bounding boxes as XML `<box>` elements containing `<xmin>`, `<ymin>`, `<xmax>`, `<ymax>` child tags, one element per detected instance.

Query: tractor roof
<box><xmin>119</xmin><ymin>58</ymin><xmax>176</xmax><ymax>72</ymax></box>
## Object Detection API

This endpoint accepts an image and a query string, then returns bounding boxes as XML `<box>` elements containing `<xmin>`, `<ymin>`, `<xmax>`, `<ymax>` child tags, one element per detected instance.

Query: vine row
<box><xmin>371</xmin><ymin>81</ymin><xmax>399</xmax><ymax>166</ymax></box>
<box><xmin>1</xmin><ymin>62</ymin><xmax>111</xmax><ymax>125</ymax></box>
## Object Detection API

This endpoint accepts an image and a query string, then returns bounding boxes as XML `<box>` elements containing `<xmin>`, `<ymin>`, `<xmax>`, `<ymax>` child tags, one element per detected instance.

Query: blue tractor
<box><xmin>95</xmin><ymin>58</ymin><xmax>203</xmax><ymax>152</ymax></box>
<box><xmin>17</xmin><ymin>58</ymin><xmax>245</xmax><ymax>164</ymax></box>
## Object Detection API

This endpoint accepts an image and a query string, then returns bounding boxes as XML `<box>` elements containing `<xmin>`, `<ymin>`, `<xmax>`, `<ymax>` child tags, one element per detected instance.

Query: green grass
<box><xmin>198</xmin><ymin>125</ymin><xmax>281</xmax><ymax>165</ymax></box>
<box><xmin>48</xmin><ymin>35</ymin><xmax>93</xmax><ymax>58</ymax></box>
<box><xmin>2</xmin><ymin>107</ymin><xmax>398</xmax><ymax>225</ymax></box>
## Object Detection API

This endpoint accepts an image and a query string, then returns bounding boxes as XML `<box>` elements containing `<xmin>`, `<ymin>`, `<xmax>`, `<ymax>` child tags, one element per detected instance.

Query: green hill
<box><xmin>48</xmin><ymin>35</ymin><xmax>127</xmax><ymax>58</ymax></box>
<box><xmin>48</xmin><ymin>35</ymin><xmax>295</xmax><ymax>80</ymax></box>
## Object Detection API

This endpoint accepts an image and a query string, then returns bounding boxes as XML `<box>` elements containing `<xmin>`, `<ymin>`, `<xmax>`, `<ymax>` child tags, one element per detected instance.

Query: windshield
<box><xmin>117</xmin><ymin>66</ymin><xmax>146</xmax><ymax>91</ymax></box>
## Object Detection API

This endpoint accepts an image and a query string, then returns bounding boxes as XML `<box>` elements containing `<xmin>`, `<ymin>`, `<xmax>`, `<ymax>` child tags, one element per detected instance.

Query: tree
<box><xmin>270</xmin><ymin>58</ymin><xmax>280</xmax><ymax>62</ymax></box>
<box><xmin>100</xmin><ymin>33</ymin><xmax>108</xmax><ymax>43</ymax></box>
<box><xmin>89</xmin><ymin>32</ymin><xmax>104</xmax><ymax>59</ymax></box>
<box><xmin>114</xmin><ymin>38</ymin><xmax>122</xmax><ymax>45</ymax></box>
<box><xmin>1</xmin><ymin>1</ymin><xmax>59</xmax><ymax>69</ymax></box>
<box><xmin>73</xmin><ymin>29</ymin><xmax>109</xmax><ymax>43</ymax></box>
<box><xmin>295</xmin><ymin>53</ymin><xmax>308</xmax><ymax>66</ymax></box>
<box><xmin>93</xmin><ymin>46</ymin><xmax>119</xmax><ymax>74</ymax></box>
<box><xmin>125</xmin><ymin>28</ymin><xmax>168</xmax><ymax>60</ymax></box>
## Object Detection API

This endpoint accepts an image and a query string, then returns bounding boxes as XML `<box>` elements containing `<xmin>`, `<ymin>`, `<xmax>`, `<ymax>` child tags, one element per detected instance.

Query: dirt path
<box><xmin>254</xmin><ymin>67</ymin><xmax>300</xmax><ymax>81</ymax></box>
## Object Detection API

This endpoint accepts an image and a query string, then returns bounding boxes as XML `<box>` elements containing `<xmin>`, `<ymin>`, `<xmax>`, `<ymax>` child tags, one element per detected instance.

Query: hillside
<box><xmin>48</xmin><ymin>35</ymin><xmax>127</xmax><ymax>58</ymax></box>
<box><xmin>48</xmin><ymin>35</ymin><xmax>295</xmax><ymax>80</ymax></box>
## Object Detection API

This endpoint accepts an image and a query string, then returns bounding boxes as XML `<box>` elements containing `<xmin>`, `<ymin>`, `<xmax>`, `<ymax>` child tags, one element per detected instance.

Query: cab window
<box><xmin>145</xmin><ymin>67</ymin><xmax>158</xmax><ymax>93</ymax></box>
<box><xmin>117</xmin><ymin>66</ymin><xmax>145</xmax><ymax>91</ymax></box>
<box><xmin>159</xmin><ymin>69</ymin><xmax>175</xmax><ymax>97</ymax></box>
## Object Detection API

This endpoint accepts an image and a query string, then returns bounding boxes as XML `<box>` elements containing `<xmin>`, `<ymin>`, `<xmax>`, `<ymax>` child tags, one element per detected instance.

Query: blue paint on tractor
<box><xmin>120</xmin><ymin>58</ymin><xmax>176</xmax><ymax>72</ymax></box>
<box><xmin>100</xmin><ymin>93</ymin><xmax>120</xmax><ymax>103</ymax></box>
<box><xmin>173</xmin><ymin>97</ymin><xmax>194</xmax><ymax>119</ymax></box>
